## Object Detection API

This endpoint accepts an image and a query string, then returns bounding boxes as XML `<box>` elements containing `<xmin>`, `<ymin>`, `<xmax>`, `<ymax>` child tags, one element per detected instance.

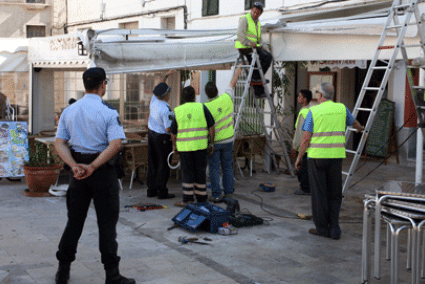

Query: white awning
<box><xmin>0</xmin><ymin>39</ymin><xmax>29</xmax><ymax>72</ymax></box>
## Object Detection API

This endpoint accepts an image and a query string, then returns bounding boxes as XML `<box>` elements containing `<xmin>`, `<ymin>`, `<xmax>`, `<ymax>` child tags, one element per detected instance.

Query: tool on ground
<box><xmin>167</xmin><ymin>224</ymin><xmax>179</xmax><ymax>231</ymax></box>
<box><xmin>223</xmin><ymin>198</ymin><xmax>240</xmax><ymax>215</ymax></box>
<box><xmin>167</xmin><ymin>151</ymin><xmax>180</xmax><ymax>169</ymax></box>
<box><xmin>218</xmin><ymin>222</ymin><xmax>238</xmax><ymax>235</ymax></box>
<box><xmin>229</xmin><ymin>213</ymin><xmax>264</xmax><ymax>228</ymax></box>
<box><xmin>259</xmin><ymin>183</ymin><xmax>276</xmax><ymax>192</ymax></box>
<box><xmin>342</xmin><ymin>0</ymin><xmax>425</xmax><ymax>198</ymax></box>
<box><xmin>231</xmin><ymin>49</ymin><xmax>295</xmax><ymax>177</ymax></box>
<box><xmin>177</xmin><ymin>236</ymin><xmax>210</xmax><ymax>245</ymax></box>
<box><xmin>125</xmin><ymin>203</ymin><xmax>168</xmax><ymax>212</ymax></box>
<box><xmin>297</xmin><ymin>214</ymin><xmax>312</xmax><ymax>220</ymax></box>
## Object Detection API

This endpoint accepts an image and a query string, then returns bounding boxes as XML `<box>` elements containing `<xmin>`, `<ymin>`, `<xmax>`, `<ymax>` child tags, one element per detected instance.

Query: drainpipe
<box><xmin>416</xmin><ymin>68</ymin><xmax>424</xmax><ymax>185</ymax></box>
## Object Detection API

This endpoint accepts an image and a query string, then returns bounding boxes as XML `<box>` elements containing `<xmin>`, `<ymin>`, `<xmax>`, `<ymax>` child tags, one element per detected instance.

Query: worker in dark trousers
<box><xmin>146</xmin><ymin>70</ymin><xmax>175</xmax><ymax>199</ymax></box>
<box><xmin>292</xmin><ymin>89</ymin><xmax>314</xmax><ymax>196</ymax></box>
<box><xmin>235</xmin><ymin>2</ymin><xmax>273</xmax><ymax>87</ymax></box>
<box><xmin>170</xmin><ymin>86</ymin><xmax>215</xmax><ymax>207</ymax></box>
<box><xmin>295</xmin><ymin>83</ymin><xmax>364</xmax><ymax>240</ymax></box>
<box><xmin>54</xmin><ymin>67</ymin><xmax>135</xmax><ymax>284</ymax></box>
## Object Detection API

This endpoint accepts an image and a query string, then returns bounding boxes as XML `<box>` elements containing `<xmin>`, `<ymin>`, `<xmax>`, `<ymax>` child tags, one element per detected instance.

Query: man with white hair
<box><xmin>295</xmin><ymin>83</ymin><xmax>364</xmax><ymax>240</ymax></box>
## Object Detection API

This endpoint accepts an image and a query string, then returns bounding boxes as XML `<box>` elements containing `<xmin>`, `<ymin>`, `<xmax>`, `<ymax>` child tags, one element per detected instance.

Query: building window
<box><xmin>245</xmin><ymin>0</ymin><xmax>265</xmax><ymax>10</ymax></box>
<box><xmin>26</xmin><ymin>0</ymin><xmax>46</xmax><ymax>3</ymax></box>
<box><xmin>161</xmin><ymin>17</ymin><xmax>175</xmax><ymax>30</ymax></box>
<box><xmin>202</xmin><ymin>0</ymin><xmax>219</xmax><ymax>17</ymax></box>
<box><xmin>26</xmin><ymin>25</ymin><xmax>45</xmax><ymax>38</ymax></box>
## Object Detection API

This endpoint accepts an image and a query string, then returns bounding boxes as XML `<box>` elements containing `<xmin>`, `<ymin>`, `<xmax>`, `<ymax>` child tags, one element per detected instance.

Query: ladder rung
<box><xmin>237</xmin><ymin>81</ymin><xmax>249</xmax><ymax>84</ymax></box>
<box><xmin>347</xmin><ymin>127</ymin><xmax>359</xmax><ymax>132</ymax></box>
<box><xmin>345</xmin><ymin>149</ymin><xmax>357</xmax><ymax>155</ymax></box>
<box><xmin>342</xmin><ymin>171</ymin><xmax>350</xmax><ymax>176</ymax></box>
<box><xmin>356</xmin><ymin>107</ymin><xmax>372</xmax><ymax>112</ymax></box>
<box><xmin>378</xmin><ymin>45</ymin><xmax>395</xmax><ymax>50</ymax></box>
<box><xmin>364</xmin><ymin>87</ymin><xmax>381</xmax><ymax>91</ymax></box>
<box><xmin>418</xmin><ymin>106</ymin><xmax>425</xmax><ymax>110</ymax></box>
<box><xmin>241</xmin><ymin>65</ymin><xmax>252</xmax><ymax>68</ymax></box>
<box><xmin>371</xmin><ymin>66</ymin><xmax>388</xmax><ymax>70</ymax></box>
<box><xmin>412</xmin><ymin>86</ymin><xmax>425</xmax><ymax>89</ymax></box>
<box><xmin>393</xmin><ymin>3</ymin><xmax>410</xmax><ymax>9</ymax></box>
<box><xmin>407</xmin><ymin>65</ymin><xmax>425</xmax><ymax>69</ymax></box>
<box><xmin>386</xmin><ymin>24</ymin><xmax>403</xmax><ymax>29</ymax></box>
<box><xmin>402</xmin><ymin>44</ymin><xmax>423</xmax><ymax>48</ymax></box>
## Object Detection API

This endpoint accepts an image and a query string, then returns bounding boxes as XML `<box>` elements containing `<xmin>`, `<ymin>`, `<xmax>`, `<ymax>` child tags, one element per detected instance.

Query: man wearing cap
<box><xmin>235</xmin><ymin>2</ymin><xmax>273</xmax><ymax>84</ymax></box>
<box><xmin>146</xmin><ymin>70</ymin><xmax>176</xmax><ymax>199</ymax></box>
<box><xmin>295</xmin><ymin>83</ymin><xmax>364</xmax><ymax>240</ymax></box>
<box><xmin>54</xmin><ymin>67</ymin><xmax>135</xmax><ymax>284</ymax></box>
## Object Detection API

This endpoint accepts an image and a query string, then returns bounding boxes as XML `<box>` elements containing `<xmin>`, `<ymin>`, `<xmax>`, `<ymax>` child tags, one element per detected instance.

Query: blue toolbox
<box><xmin>171</xmin><ymin>202</ymin><xmax>230</xmax><ymax>233</ymax></box>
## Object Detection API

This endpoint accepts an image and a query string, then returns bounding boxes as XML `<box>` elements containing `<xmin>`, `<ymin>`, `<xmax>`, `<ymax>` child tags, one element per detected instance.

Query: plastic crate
<box><xmin>171</xmin><ymin>202</ymin><xmax>230</xmax><ymax>233</ymax></box>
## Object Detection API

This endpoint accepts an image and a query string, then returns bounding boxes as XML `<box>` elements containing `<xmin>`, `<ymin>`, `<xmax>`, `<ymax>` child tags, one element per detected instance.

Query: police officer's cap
<box><xmin>83</xmin><ymin>67</ymin><xmax>109</xmax><ymax>86</ymax></box>
<box><xmin>252</xmin><ymin>2</ymin><xmax>264</xmax><ymax>11</ymax></box>
<box><xmin>153</xmin><ymin>82</ymin><xmax>171</xmax><ymax>98</ymax></box>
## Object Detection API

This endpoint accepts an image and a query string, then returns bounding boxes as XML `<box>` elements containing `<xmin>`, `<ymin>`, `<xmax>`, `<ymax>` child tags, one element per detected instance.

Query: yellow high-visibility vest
<box><xmin>235</xmin><ymin>13</ymin><xmax>261</xmax><ymax>49</ymax></box>
<box><xmin>307</xmin><ymin>101</ymin><xmax>346</xmax><ymax>158</ymax></box>
<box><xmin>175</xmin><ymin>102</ymin><xmax>208</xmax><ymax>152</ymax></box>
<box><xmin>204</xmin><ymin>93</ymin><xmax>234</xmax><ymax>143</ymax></box>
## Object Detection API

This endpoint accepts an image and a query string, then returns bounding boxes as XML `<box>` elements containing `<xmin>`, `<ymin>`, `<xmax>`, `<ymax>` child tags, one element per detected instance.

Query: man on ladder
<box><xmin>235</xmin><ymin>1</ymin><xmax>273</xmax><ymax>97</ymax></box>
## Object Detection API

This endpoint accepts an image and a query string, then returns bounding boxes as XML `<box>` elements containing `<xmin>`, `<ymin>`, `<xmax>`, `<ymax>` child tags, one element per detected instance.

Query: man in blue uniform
<box><xmin>147</xmin><ymin>70</ymin><xmax>175</xmax><ymax>199</ymax></box>
<box><xmin>54</xmin><ymin>67</ymin><xmax>135</xmax><ymax>284</ymax></box>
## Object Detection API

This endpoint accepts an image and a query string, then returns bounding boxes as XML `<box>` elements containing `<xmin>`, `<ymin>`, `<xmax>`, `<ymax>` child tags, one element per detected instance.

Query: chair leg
<box><xmin>129</xmin><ymin>170</ymin><xmax>135</xmax><ymax>190</ymax></box>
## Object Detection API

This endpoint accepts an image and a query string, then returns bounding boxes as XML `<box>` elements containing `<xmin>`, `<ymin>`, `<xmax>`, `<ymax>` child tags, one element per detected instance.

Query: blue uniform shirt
<box><xmin>148</xmin><ymin>95</ymin><xmax>174</xmax><ymax>134</ymax></box>
<box><xmin>56</xmin><ymin>94</ymin><xmax>126</xmax><ymax>154</ymax></box>
<box><xmin>302</xmin><ymin>106</ymin><xmax>354</xmax><ymax>133</ymax></box>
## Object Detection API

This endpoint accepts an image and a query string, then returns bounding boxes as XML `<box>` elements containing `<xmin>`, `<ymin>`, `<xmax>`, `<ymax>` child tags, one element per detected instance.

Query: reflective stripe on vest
<box><xmin>235</xmin><ymin>13</ymin><xmax>261</xmax><ymax>49</ymax></box>
<box><xmin>204</xmin><ymin>93</ymin><xmax>234</xmax><ymax>143</ymax></box>
<box><xmin>175</xmin><ymin>102</ymin><xmax>208</xmax><ymax>152</ymax></box>
<box><xmin>307</xmin><ymin>101</ymin><xmax>346</xmax><ymax>159</ymax></box>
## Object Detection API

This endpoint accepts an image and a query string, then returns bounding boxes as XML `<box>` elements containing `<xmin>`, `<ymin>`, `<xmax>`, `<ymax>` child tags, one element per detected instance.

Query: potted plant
<box><xmin>23</xmin><ymin>141</ymin><xmax>63</xmax><ymax>197</ymax></box>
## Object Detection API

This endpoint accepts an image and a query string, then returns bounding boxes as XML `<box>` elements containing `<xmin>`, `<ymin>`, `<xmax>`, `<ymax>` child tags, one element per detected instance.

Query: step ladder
<box><xmin>231</xmin><ymin>49</ymin><xmax>295</xmax><ymax>177</ymax></box>
<box><xmin>342</xmin><ymin>0</ymin><xmax>425</xmax><ymax>198</ymax></box>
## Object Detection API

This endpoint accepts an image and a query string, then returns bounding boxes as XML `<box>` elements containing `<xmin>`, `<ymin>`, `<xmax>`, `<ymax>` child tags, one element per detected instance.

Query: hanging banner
<box><xmin>0</xmin><ymin>121</ymin><xmax>29</xmax><ymax>177</ymax></box>
<box><xmin>308</xmin><ymin>60</ymin><xmax>367</xmax><ymax>69</ymax></box>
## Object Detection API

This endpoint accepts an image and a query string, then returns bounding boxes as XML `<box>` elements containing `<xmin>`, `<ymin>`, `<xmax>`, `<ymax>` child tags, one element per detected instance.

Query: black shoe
<box><xmin>105</xmin><ymin>268</ymin><xmax>135</xmax><ymax>284</ymax></box>
<box><xmin>146</xmin><ymin>191</ymin><xmax>158</xmax><ymax>198</ymax></box>
<box><xmin>105</xmin><ymin>275</ymin><xmax>136</xmax><ymax>284</ymax></box>
<box><xmin>157</xmin><ymin>193</ymin><xmax>176</xmax><ymax>200</ymax></box>
<box><xmin>55</xmin><ymin>263</ymin><xmax>70</xmax><ymax>284</ymax></box>
<box><xmin>294</xmin><ymin>189</ymin><xmax>310</xmax><ymax>196</ymax></box>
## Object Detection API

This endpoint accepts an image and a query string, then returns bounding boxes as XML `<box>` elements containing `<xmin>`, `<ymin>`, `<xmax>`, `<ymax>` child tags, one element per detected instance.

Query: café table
<box><xmin>372</xmin><ymin>181</ymin><xmax>425</xmax><ymax>284</ymax></box>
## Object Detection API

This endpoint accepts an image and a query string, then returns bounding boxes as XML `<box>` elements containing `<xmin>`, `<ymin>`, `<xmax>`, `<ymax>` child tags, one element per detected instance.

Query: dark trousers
<box><xmin>180</xmin><ymin>149</ymin><xmax>208</xmax><ymax>202</ymax></box>
<box><xmin>56</xmin><ymin>165</ymin><xmax>121</xmax><ymax>270</ymax></box>
<box><xmin>238</xmin><ymin>48</ymin><xmax>273</xmax><ymax>81</ymax></box>
<box><xmin>297</xmin><ymin>154</ymin><xmax>310</xmax><ymax>193</ymax></box>
<box><xmin>147</xmin><ymin>130</ymin><xmax>172</xmax><ymax>198</ymax></box>
<box><xmin>308</xmin><ymin>158</ymin><xmax>343</xmax><ymax>239</ymax></box>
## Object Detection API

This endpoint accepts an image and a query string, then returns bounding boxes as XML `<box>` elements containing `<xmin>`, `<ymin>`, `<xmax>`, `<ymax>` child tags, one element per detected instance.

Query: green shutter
<box><xmin>203</xmin><ymin>0</ymin><xmax>219</xmax><ymax>16</ymax></box>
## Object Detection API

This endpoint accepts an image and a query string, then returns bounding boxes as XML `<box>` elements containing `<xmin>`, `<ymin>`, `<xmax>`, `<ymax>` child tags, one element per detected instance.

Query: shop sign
<box><xmin>308</xmin><ymin>60</ymin><xmax>367</xmax><ymax>69</ymax></box>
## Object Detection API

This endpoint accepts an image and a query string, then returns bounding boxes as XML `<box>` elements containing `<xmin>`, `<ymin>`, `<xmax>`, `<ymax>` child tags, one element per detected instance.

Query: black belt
<box><xmin>71</xmin><ymin>149</ymin><xmax>100</xmax><ymax>164</ymax></box>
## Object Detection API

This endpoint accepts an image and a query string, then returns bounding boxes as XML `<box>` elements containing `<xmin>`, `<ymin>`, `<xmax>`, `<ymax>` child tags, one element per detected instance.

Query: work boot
<box><xmin>105</xmin><ymin>267</ymin><xmax>135</xmax><ymax>284</ymax></box>
<box><xmin>55</xmin><ymin>262</ymin><xmax>70</xmax><ymax>284</ymax></box>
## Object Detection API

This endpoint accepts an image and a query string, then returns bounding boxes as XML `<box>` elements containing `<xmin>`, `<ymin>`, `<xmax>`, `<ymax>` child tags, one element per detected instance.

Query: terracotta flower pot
<box><xmin>23</xmin><ymin>164</ymin><xmax>63</xmax><ymax>196</ymax></box>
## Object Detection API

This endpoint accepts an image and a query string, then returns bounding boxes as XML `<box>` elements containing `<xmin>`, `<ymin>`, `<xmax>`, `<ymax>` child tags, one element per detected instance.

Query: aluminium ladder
<box><xmin>340</xmin><ymin>1</ymin><xmax>425</xmax><ymax>281</ymax></box>
<box><xmin>232</xmin><ymin>49</ymin><xmax>295</xmax><ymax>177</ymax></box>
<box><xmin>343</xmin><ymin>0</ymin><xmax>425</xmax><ymax>196</ymax></box>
